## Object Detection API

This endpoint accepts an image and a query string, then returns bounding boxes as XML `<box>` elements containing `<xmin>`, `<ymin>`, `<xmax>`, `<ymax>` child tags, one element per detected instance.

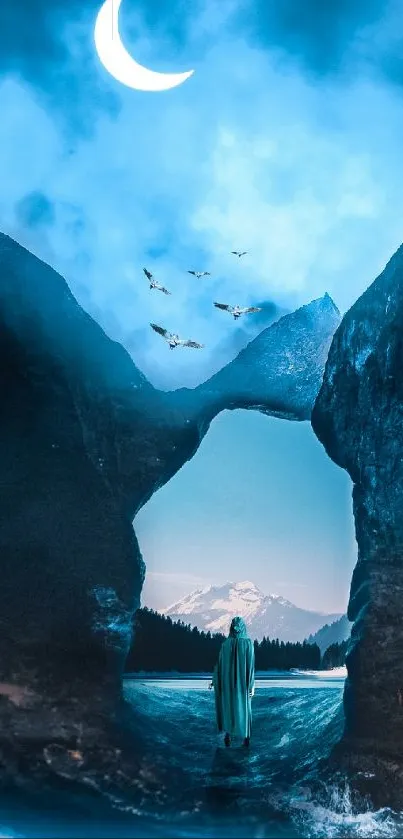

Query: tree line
<box><xmin>321</xmin><ymin>639</ymin><xmax>348</xmax><ymax>670</ymax></box>
<box><xmin>124</xmin><ymin>607</ymin><xmax>341</xmax><ymax>673</ymax></box>
<box><xmin>253</xmin><ymin>636</ymin><xmax>321</xmax><ymax>671</ymax></box>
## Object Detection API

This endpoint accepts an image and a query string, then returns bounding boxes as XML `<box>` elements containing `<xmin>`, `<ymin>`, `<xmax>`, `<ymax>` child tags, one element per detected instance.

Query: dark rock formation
<box><xmin>0</xmin><ymin>230</ymin><xmax>339</xmax><ymax>747</ymax></box>
<box><xmin>312</xmin><ymin>243</ymin><xmax>403</xmax><ymax>803</ymax></box>
<box><xmin>196</xmin><ymin>291</ymin><xmax>339</xmax><ymax>422</ymax></box>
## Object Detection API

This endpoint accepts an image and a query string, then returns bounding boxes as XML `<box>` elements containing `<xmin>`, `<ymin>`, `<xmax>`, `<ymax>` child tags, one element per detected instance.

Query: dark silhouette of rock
<box><xmin>312</xmin><ymin>242</ymin><xmax>403</xmax><ymax>803</ymax></box>
<box><xmin>0</xmin><ymin>230</ymin><xmax>339</xmax><ymax>743</ymax></box>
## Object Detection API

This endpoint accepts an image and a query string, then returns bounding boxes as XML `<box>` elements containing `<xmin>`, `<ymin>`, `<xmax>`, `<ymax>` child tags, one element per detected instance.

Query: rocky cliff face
<box><xmin>312</xmin><ymin>243</ymin><xmax>403</xmax><ymax>801</ymax></box>
<box><xmin>197</xmin><ymin>292</ymin><xmax>339</xmax><ymax>422</ymax></box>
<box><xmin>0</xmin><ymin>231</ymin><xmax>339</xmax><ymax>749</ymax></box>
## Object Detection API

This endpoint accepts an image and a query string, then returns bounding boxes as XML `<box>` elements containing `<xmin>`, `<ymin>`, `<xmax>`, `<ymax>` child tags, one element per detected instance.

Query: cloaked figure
<box><xmin>210</xmin><ymin>616</ymin><xmax>255</xmax><ymax>748</ymax></box>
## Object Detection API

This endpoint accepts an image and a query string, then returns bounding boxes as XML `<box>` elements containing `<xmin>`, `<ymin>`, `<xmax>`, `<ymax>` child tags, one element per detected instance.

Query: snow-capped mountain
<box><xmin>163</xmin><ymin>581</ymin><xmax>342</xmax><ymax>643</ymax></box>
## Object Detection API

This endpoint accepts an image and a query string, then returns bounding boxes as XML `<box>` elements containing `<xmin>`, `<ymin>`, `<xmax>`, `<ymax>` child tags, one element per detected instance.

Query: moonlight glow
<box><xmin>94</xmin><ymin>0</ymin><xmax>194</xmax><ymax>93</ymax></box>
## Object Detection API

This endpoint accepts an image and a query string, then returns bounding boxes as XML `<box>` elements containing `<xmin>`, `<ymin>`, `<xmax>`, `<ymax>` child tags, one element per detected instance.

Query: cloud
<box><xmin>0</xmin><ymin>0</ymin><xmax>395</xmax><ymax>85</ymax></box>
<box><xmin>236</xmin><ymin>0</ymin><xmax>399</xmax><ymax>81</ymax></box>
<box><xmin>1</xmin><ymin>0</ymin><xmax>403</xmax><ymax>392</ymax></box>
<box><xmin>15</xmin><ymin>191</ymin><xmax>56</xmax><ymax>229</ymax></box>
<box><xmin>0</xmin><ymin>0</ymin><xmax>373</xmax><ymax>618</ymax></box>
<box><xmin>0</xmin><ymin>0</ymin><xmax>120</xmax><ymax>136</ymax></box>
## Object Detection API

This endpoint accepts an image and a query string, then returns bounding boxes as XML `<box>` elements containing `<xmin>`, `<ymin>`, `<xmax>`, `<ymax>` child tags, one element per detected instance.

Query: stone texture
<box><xmin>0</xmin><ymin>230</ymin><xmax>339</xmax><ymax>742</ymax></box>
<box><xmin>312</xmin><ymin>242</ymin><xmax>403</xmax><ymax>801</ymax></box>
<box><xmin>196</xmin><ymin>291</ymin><xmax>340</xmax><ymax>423</ymax></box>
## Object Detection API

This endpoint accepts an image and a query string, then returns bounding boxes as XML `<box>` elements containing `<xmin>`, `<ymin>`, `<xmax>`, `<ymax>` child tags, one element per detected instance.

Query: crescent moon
<box><xmin>94</xmin><ymin>0</ymin><xmax>194</xmax><ymax>93</ymax></box>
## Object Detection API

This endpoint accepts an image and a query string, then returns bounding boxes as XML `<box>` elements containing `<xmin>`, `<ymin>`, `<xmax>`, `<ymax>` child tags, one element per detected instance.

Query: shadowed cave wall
<box><xmin>312</xmin><ymin>243</ymin><xmax>403</xmax><ymax>787</ymax></box>
<box><xmin>0</xmin><ymin>230</ymin><xmax>339</xmax><ymax>706</ymax></box>
<box><xmin>3</xmin><ymin>228</ymin><xmax>403</xmax><ymax>799</ymax></box>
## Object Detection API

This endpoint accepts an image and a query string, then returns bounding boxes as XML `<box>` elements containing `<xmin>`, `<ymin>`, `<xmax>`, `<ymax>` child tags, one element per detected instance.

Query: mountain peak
<box><xmin>319</xmin><ymin>292</ymin><xmax>340</xmax><ymax>315</ymax></box>
<box><xmin>162</xmin><ymin>580</ymin><xmax>342</xmax><ymax>642</ymax></box>
<box><xmin>233</xmin><ymin>580</ymin><xmax>260</xmax><ymax>591</ymax></box>
<box><xmin>194</xmin><ymin>292</ymin><xmax>341</xmax><ymax>423</ymax></box>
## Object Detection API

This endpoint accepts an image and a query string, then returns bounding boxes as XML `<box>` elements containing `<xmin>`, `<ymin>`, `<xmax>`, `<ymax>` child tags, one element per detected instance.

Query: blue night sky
<box><xmin>1</xmin><ymin>0</ymin><xmax>403</xmax><ymax>612</ymax></box>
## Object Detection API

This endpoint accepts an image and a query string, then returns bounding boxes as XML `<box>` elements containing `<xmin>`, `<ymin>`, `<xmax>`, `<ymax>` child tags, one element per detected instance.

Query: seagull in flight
<box><xmin>188</xmin><ymin>270</ymin><xmax>211</xmax><ymax>279</ymax></box>
<box><xmin>143</xmin><ymin>267</ymin><xmax>171</xmax><ymax>295</ymax></box>
<box><xmin>150</xmin><ymin>323</ymin><xmax>204</xmax><ymax>350</ymax></box>
<box><xmin>231</xmin><ymin>250</ymin><xmax>248</xmax><ymax>258</ymax></box>
<box><xmin>213</xmin><ymin>303</ymin><xmax>262</xmax><ymax>320</ymax></box>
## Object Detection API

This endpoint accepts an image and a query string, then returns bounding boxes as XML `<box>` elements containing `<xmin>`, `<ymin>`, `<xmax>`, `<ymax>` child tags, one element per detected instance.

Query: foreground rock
<box><xmin>0</xmin><ymin>231</ymin><xmax>339</xmax><ymax>762</ymax></box>
<box><xmin>312</xmin><ymin>243</ymin><xmax>403</xmax><ymax>806</ymax></box>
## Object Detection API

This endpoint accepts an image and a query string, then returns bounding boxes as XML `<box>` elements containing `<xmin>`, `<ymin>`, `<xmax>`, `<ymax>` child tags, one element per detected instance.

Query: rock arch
<box><xmin>0</xmin><ymin>231</ymin><xmax>339</xmax><ymax>714</ymax></box>
<box><xmin>3</xmin><ymin>229</ymin><xmax>399</xmax><ymax>801</ymax></box>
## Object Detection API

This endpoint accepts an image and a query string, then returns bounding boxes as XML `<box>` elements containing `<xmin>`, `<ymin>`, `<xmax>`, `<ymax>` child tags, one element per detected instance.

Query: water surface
<box><xmin>1</xmin><ymin>673</ymin><xmax>402</xmax><ymax>838</ymax></box>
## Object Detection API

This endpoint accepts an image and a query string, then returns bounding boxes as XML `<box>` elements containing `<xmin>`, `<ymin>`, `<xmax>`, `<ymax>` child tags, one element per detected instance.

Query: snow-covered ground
<box><xmin>292</xmin><ymin>666</ymin><xmax>347</xmax><ymax>678</ymax></box>
<box><xmin>127</xmin><ymin>667</ymin><xmax>347</xmax><ymax>680</ymax></box>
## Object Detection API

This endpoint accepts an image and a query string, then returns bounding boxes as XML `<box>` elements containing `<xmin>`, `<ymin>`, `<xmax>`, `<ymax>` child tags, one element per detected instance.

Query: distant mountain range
<box><xmin>163</xmin><ymin>581</ymin><xmax>343</xmax><ymax>643</ymax></box>
<box><xmin>307</xmin><ymin>614</ymin><xmax>351</xmax><ymax>654</ymax></box>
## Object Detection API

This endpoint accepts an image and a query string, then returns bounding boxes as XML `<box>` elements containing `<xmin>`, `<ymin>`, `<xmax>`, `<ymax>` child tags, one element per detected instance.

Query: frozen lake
<box><xmin>120</xmin><ymin>671</ymin><xmax>346</xmax><ymax>836</ymax></box>
<box><xmin>3</xmin><ymin>668</ymin><xmax>402</xmax><ymax>839</ymax></box>
<box><xmin>126</xmin><ymin>669</ymin><xmax>347</xmax><ymax>692</ymax></box>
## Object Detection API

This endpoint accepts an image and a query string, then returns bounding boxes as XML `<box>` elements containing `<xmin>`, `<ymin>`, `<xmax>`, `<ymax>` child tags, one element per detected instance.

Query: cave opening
<box><xmin>135</xmin><ymin>410</ymin><xmax>356</xmax><ymax>643</ymax></box>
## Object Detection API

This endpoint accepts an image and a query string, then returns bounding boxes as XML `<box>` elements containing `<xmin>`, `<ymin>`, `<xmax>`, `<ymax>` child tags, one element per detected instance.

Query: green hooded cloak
<box><xmin>212</xmin><ymin>616</ymin><xmax>255</xmax><ymax>738</ymax></box>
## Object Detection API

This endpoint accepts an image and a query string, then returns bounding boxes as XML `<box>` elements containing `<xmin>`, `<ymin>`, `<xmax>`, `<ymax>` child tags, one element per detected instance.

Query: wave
<box><xmin>1</xmin><ymin>680</ymin><xmax>401</xmax><ymax>838</ymax></box>
<box><xmin>291</xmin><ymin>783</ymin><xmax>403</xmax><ymax>838</ymax></box>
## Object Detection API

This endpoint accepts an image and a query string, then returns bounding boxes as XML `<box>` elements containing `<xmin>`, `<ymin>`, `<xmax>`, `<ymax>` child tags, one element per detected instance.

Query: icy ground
<box><xmin>0</xmin><ymin>675</ymin><xmax>402</xmax><ymax>838</ymax></box>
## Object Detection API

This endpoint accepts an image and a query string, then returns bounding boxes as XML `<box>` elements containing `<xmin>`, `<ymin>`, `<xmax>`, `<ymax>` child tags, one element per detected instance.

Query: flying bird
<box><xmin>143</xmin><ymin>267</ymin><xmax>171</xmax><ymax>295</ymax></box>
<box><xmin>188</xmin><ymin>270</ymin><xmax>211</xmax><ymax>279</ymax></box>
<box><xmin>231</xmin><ymin>251</ymin><xmax>248</xmax><ymax>258</ymax></box>
<box><xmin>150</xmin><ymin>323</ymin><xmax>204</xmax><ymax>350</ymax></box>
<box><xmin>213</xmin><ymin>303</ymin><xmax>262</xmax><ymax>320</ymax></box>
